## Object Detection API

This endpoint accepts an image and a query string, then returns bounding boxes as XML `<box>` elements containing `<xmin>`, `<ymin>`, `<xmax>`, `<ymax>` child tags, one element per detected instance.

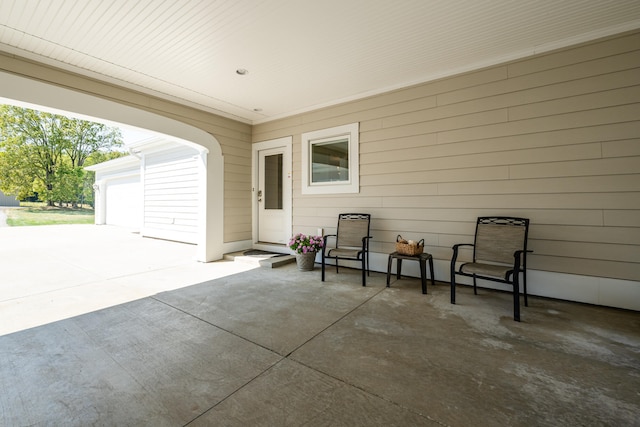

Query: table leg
<box><xmin>428</xmin><ymin>257</ymin><xmax>435</xmax><ymax>288</ymax></box>
<box><xmin>386</xmin><ymin>255</ymin><xmax>393</xmax><ymax>286</ymax></box>
<box><xmin>397</xmin><ymin>259</ymin><xmax>402</xmax><ymax>280</ymax></box>
<box><xmin>420</xmin><ymin>259</ymin><xmax>427</xmax><ymax>294</ymax></box>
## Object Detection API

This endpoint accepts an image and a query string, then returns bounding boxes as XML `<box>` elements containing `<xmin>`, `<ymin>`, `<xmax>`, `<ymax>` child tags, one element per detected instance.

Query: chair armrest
<box><xmin>322</xmin><ymin>234</ymin><xmax>337</xmax><ymax>253</ymax></box>
<box><xmin>451</xmin><ymin>243</ymin><xmax>474</xmax><ymax>263</ymax></box>
<box><xmin>514</xmin><ymin>249</ymin><xmax>533</xmax><ymax>255</ymax></box>
<box><xmin>513</xmin><ymin>249</ymin><xmax>533</xmax><ymax>259</ymax></box>
<box><xmin>513</xmin><ymin>249</ymin><xmax>533</xmax><ymax>270</ymax></box>
<box><xmin>452</xmin><ymin>243</ymin><xmax>474</xmax><ymax>250</ymax></box>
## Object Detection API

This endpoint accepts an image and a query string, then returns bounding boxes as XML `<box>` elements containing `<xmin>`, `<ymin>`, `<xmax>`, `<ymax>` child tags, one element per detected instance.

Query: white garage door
<box><xmin>105</xmin><ymin>175</ymin><xmax>142</xmax><ymax>229</ymax></box>
<box><xmin>143</xmin><ymin>147</ymin><xmax>200</xmax><ymax>244</ymax></box>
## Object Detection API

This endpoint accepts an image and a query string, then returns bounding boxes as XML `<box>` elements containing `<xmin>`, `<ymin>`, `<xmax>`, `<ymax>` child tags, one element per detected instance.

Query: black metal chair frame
<box><xmin>450</xmin><ymin>217</ymin><xmax>532</xmax><ymax>321</ymax></box>
<box><xmin>321</xmin><ymin>213</ymin><xmax>372</xmax><ymax>286</ymax></box>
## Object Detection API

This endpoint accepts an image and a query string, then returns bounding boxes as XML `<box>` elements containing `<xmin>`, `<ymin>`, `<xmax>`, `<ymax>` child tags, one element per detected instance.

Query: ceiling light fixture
<box><xmin>236</xmin><ymin>68</ymin><xmax>248</xmax><ymax>75</ymax></box>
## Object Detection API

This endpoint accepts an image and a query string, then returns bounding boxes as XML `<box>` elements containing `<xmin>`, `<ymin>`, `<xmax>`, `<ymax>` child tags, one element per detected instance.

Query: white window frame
<box><xmin>301</xmin><ymin>122</ymin><xmax>359</xmax><ymax>194</ymax></box>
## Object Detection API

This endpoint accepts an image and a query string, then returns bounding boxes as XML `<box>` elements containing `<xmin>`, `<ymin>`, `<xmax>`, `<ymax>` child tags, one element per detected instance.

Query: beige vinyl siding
<box><xmin>253</xmin><ymin>30</ymin><xmax>640</xmax><ymax>282</ymax></box>
<box><xmin>0</xmin><ymin>51</ymin><xmax>253</xmax><ymax>244</ymax></box>
<box><xmin>221</xmin><ymin>139</ymin><xmax>252</xmax><ymax>242</ymax></box>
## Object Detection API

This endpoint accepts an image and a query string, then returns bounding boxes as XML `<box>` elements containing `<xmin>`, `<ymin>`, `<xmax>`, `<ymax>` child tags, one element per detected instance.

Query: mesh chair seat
<box><xmin>327</xmin><ymin>248</ymin><xmax>361</xmax><ymax>258</ymax></box>
<box><xmin>460</xmin><ymin>262</ymin><xmax>513</xmax><ymax>280</ymax></box>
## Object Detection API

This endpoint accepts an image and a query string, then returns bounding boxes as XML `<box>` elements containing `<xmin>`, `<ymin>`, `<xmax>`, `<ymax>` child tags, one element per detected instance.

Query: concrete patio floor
<box><xmin>1</xmin><ymin>225</ymin><xmax>639</xmax><ymax>426</ymax></box>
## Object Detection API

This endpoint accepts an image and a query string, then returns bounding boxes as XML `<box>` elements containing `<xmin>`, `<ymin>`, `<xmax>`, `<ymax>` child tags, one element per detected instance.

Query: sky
<box><xmin>119</xmin><ymin>126</ymin><xmax>153</xmax><ymax>145</ymax></box>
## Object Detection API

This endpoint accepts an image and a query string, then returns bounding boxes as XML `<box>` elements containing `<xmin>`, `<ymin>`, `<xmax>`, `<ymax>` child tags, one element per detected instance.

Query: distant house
<box><xmin>85</xmin><ymin>137</ymin><xmax>206</xmax><ymax>245</ymax></box>
<box><xmin>0</xmin><ymin>190</ymin><xmax>19</xmax><ymax>207</ymax></box>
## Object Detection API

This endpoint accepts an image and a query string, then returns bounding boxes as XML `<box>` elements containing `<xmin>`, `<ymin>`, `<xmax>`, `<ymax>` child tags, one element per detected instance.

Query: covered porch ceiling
<box><xmin>1</xmin><ymin>0</ymin><xmax>639</xmax><ymax>124</ymax></box>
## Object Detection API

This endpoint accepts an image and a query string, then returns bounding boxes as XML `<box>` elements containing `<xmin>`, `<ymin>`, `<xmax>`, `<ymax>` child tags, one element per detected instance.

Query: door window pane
<box><xmin>264</xmin><ymin>154</ymin><xmax>283</xmax><ymax>209</ymax></box>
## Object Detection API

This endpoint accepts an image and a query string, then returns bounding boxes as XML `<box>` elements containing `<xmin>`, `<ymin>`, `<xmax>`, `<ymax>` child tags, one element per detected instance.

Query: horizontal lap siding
<box><xmin>253</xmin><ymin>30</ymin><xmax>640</xmax><ymax>282</ymax></box>
<box><xmin>222</xmin><ymin>139</ymin><xmax>252</xmax><ymax>242</ymax></box>
<box><xmin>144</xmin><ymin>148</ymin><xmax>200</xmax><ymax>244</ymax></box>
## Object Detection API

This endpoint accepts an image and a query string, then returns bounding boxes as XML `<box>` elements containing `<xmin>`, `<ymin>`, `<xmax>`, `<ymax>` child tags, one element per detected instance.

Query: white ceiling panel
<box><xmin>1</xmin><ymin>0</ymin><xmax>639</xmax><ymax>124</ymax></box>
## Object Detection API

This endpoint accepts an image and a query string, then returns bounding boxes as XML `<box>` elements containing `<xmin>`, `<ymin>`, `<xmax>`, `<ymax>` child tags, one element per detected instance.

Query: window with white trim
<box><xmin>301</xmin><ymin>122</ymin><xmax>359</xmax><ymax>194</ymax></box>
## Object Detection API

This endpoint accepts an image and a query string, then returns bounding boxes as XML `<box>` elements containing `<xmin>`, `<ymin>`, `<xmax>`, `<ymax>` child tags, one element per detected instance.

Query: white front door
<box><xmin>255</xmin><ymin>138</ymin><xmax>291</xmax><ymax>245</ymax></box>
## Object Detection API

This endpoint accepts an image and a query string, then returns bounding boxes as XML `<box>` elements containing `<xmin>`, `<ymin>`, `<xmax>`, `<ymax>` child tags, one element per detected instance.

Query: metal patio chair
<box><xmin>450</xmin><ymin>217</ymin><xmax>532</xmax><ymax>321</ymax></box>
<box><xmin>321</xmin><ymin>213</ymin><xmax>372</xmax><ymax>286</ymax></box>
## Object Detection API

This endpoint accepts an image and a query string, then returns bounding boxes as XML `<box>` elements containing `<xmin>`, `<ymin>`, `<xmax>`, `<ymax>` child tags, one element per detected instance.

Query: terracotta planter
<box><xmin>295</xmin><ymin>252</ymin><xmax>316</xmax><ymax>271</ymax></box>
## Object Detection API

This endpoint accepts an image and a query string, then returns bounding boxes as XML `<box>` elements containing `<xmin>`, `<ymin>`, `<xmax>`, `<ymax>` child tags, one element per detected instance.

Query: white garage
<box><xmin>105</xmin><ymin>174</ymin><xmax>142</xmax><ymax>228</ymax></box>
<box><xmin>87</xmin><ymin>156</ymin><xmax>141</xmax><ymax>229</ymax></box>
<box><xmin>87</xmin><ymin>137</ymin><xmax>204</xmax><ymax>245</ymax></box>
<box><xmin>143</xmin><ymin>146</ymin><xmax>201</xmax><ymax>244</ymax></box>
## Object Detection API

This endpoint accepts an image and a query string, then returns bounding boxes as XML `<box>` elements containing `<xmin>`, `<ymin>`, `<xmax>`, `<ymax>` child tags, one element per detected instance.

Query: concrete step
<box><xmin>225</xmin><ymin>250</ymin><xmax>296</xmax><ymax>268</ymax></box>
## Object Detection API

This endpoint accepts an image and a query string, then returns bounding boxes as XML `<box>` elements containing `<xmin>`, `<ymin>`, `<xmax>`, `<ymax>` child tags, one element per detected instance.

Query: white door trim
<box><xmin>252</xmin><ymin>136</ymin><xmax>292</xmax><ymax>251</ymax></box>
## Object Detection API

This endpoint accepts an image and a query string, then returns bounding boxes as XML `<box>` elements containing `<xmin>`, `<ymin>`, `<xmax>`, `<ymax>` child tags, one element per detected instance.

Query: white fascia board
<box><xmin>85</xmin><ymin>155</ymin><xmax>140</xmax><ymax>173</ymax></box>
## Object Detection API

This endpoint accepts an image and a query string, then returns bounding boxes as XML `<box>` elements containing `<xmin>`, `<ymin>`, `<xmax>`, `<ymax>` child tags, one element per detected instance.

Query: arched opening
<box><xmin>0</xmin><ymin>71</ymin><xmax>223</xmax><ymax>261</ymax></box>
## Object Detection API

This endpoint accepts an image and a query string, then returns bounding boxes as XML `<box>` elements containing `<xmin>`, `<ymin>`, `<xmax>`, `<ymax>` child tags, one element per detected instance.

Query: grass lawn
<box><xmin>5</xmin><ymin>203</ymin><xmax>94</xmax><ymax>226</ymax></box>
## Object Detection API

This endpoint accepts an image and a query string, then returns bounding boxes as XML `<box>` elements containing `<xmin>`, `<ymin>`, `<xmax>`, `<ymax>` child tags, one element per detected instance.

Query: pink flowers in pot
<box><xmin>288</xmin><ymin>233</ymin><xmax>324</xmax><ymax>254</ymax></box>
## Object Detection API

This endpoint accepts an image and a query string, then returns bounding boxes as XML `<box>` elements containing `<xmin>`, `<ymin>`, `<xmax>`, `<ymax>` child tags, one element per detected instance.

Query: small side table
<box><xmin>386</xmin><ymin>251</ymin><xmax>435</xmax><ymax>294</ymax></box>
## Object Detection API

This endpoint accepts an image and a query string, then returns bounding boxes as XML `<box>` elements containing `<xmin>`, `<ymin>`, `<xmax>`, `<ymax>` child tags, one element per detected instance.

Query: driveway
<box><xmin>0</xmin><ymin>224</ymin><xmax>256</xmax><ymax>335</ymax></box>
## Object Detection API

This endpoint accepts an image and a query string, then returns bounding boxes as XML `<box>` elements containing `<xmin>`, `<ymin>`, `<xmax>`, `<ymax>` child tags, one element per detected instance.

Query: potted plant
<box><xmin>289</xmin><ymin>233</ymin><xmax>323</xmax><ymax>271</ymax></box>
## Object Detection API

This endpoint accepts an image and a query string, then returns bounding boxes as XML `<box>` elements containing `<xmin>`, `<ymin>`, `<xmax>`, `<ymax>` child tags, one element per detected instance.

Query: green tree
<box><xmin>0</xmin><ymin>105</ymin><xmax>123</xmax><ymax>206</ymax></box>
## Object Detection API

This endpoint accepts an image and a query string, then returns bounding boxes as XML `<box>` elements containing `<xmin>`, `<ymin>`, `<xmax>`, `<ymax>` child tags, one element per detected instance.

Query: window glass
<box><xmin>311</xmin><ymin>138</ymin><xmax>349</xmax><ymax>183</ymax></box>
